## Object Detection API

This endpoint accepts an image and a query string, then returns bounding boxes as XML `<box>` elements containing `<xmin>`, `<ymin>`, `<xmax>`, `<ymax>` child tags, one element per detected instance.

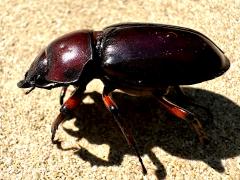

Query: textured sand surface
<box><xmin>1</xmin><ymin>0</ymin><xmax>240</xmax><ymax>179</ymax></box>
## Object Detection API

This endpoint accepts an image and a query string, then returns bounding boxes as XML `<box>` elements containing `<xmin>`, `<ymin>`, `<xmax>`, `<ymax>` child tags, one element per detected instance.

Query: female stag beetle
<box><xmin>18</xmin><ymin>23</ymin><xmax>230</xmax><ymax>174</ymax></box>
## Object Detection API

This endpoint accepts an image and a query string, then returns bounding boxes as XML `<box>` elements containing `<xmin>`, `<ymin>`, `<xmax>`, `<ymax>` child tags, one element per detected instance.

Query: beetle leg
<box><xmin>174</xmin><ymin>86</ymin><xmax>213</xmax><ymax>121</ymax></box>
<box><xmin>52</xmin><ymin>87</ymin><xmax>85</xmax><ymax>143</ymax></box>
<box><xmin>154</xmin><ymin>93</ymin><xmax>208</xmax><ymax>144</ymax></box>
<box><xmin>59</xmin><ymin>86</ymin><xmax>68</xmax><ymax>105</ymax></box>
<box><xmin>51</xmin><ymin>113</ymin><xmax>67</xmax><ymax>143</ymax></box>
<box><xmin>102</xmin><ymin>86</ymin><xmax>147</xmax><ymax>175</ymax></box>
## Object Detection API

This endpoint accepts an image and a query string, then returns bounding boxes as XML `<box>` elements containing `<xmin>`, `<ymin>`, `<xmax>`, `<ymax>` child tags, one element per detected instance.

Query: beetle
<box><xmin>18</xmin><ymin>23</ymin><xmax>230</xmax><ymax>174</ymax></box>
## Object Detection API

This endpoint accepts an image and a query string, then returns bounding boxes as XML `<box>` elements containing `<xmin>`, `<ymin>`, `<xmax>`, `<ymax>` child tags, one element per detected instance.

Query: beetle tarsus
<box><xmin>189</xmin><ymin>117</ymin><xmax>209</xmax><ymax>144</ymax></box>
<box><xmin>51</xmin><ymin>113</ymin><xmax>66</xmax><ymax>143</ymax></box>
<box><xmin>102</xmin><ymin>86</ymin><xmax>147</xmax><ymax>175</ymax></box>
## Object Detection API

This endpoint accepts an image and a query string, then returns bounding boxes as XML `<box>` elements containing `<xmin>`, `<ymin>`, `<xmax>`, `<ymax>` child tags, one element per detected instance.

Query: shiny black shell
<box><xmin>100</xmin><ymin>23</ymin><xmax>230</xmax><ymax>87</ymax></box>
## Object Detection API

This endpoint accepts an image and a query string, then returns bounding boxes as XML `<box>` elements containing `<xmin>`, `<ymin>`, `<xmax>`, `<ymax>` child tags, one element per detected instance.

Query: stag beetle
<box><xmin>18</xmin><ymin>23</ymin><xmax>230</xmax><ymax>174</ymax></box>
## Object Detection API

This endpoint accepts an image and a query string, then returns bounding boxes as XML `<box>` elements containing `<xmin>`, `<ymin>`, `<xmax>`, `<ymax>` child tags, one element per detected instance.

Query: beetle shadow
<box><xmin>57</xmin><ymin>88</ymin><xmax>240</xmax><ymax>179</ymax></box>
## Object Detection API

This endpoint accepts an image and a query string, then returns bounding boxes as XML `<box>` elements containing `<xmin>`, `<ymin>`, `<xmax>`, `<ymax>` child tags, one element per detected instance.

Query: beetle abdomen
<box><xmin>101</xmin><ymin>24</ymin><xmax>230</xmax><ymax>86</ymax></box>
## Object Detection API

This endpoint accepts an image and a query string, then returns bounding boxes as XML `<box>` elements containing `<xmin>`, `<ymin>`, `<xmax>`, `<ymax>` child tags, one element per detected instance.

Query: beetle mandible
<box><xmin>18</xmin><ymin>23</ymin><xmax>230</xmax><ymax>174</ymax></box>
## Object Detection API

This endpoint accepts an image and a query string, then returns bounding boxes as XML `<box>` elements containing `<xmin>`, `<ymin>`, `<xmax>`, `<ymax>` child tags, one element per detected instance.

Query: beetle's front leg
<box><xmin>51</xmin><ymin>87</ymin><xmax>85</xmax><ymax>143</ymax></box>
<box><xmin>154</xmin><ymin>93</ymin><xmax>209</xmax><ymax>144</ymax></box>
<box><xmin>102</xmin><ymin>86</ymin><xmax>147</xmax><ymax>175</ymax></box>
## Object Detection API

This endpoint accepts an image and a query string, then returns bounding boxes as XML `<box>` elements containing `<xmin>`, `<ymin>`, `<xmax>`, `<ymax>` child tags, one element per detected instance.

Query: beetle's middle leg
<box><xmin>102</xmin><ymin>86</ymin><xmax>147</xmax><ymax>175</ymax></box>
<box><xmin>153</xmin><ymin>92</ymin><xmax>209</xmax><ymax>144</ymax></box>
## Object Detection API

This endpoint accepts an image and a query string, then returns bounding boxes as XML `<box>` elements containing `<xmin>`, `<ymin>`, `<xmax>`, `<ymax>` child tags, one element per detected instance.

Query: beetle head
<box><xmin>17</xmin><ymin>49</ymin><xmax>50</xmax><ymax>93</ymax></box>
<box><xmin>18</xmin><ymin>31</ymin><xmax>93</xmax><ymax>93</ymax></box>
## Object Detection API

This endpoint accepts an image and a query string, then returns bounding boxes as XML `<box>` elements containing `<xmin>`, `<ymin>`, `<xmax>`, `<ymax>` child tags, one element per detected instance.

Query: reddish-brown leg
<box><xmin>52</xmin><ymin>87</ymin><xmax>84</xmax><ymax>143</ymax></box>
<box><xmin>102</xmin><ymin>86</ymin><xmax>147</xmax><ymax>175</ymax></box>
<box><xmin>173</xmin><ymin>86</ymin><xmax>213</xmax><ymax>120</ymax></box>
<box><xmin>155</xmin><ymin>94</ymin><xmax>208</xmax><ymax>144</ymax></box>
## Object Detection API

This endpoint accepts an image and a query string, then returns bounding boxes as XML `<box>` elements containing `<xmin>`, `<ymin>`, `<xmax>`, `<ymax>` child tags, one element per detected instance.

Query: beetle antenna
<box><xmin>25</xmin><ymin>86</ymin><xmax>35</xmax><ymax>94</ymax></box>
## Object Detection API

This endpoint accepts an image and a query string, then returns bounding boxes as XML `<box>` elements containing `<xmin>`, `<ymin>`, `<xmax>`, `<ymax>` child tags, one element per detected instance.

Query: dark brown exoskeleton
<box><xmin>18</xmin><ymin>23</ymin><xmax>230</xmax><ymax>174</ymax></box>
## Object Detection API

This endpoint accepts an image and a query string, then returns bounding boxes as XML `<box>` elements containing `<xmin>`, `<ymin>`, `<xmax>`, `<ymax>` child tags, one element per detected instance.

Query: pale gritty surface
<box><xmin>0</xmin><ymin>0</ymin><xmax>240</xmax><ymax>179</ymax></box>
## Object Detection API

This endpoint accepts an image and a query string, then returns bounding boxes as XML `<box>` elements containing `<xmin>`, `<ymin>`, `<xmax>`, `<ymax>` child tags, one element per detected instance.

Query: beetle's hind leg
<box><xmin>172</xmin><ymin>86</ymin><xmax>213</xmax><ymax>121</ymax></box>
<box><xmin>102</xmin><ymin>86</ymin><xmax>147</xmax><ymax>175</ymax></box>
<box><xmin>153</xmin><ymin>91</ymin><xmax>209</xmax><ymax>144</ymax></box>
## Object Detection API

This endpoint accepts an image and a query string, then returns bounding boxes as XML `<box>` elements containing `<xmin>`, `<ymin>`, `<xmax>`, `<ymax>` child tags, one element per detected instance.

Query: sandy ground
<box><xmin>1</xmin><ymin>0</ymin><xmax>240</xmax><ymax>179</ymax></box>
